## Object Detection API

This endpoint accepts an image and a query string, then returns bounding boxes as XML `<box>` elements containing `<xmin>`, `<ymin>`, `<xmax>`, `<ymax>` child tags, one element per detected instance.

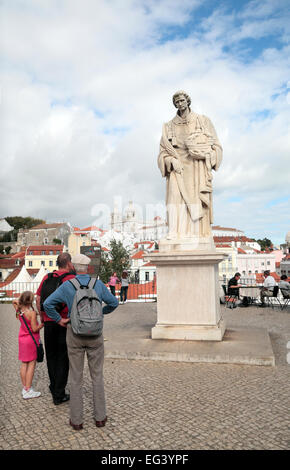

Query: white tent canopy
<box><xmin>11</xmin><ymin>265</ymin><xmax>32</xmax><ymax>283</ymax></box>
<box><xmin>33</xmin><ymin>265</ymin><xmax>48</xmax><ymax>283</ymax></box>
<box><xmin>4</xmin><ymin>265</ymin><xmax>33</xmax><ymax>295</ymax></box>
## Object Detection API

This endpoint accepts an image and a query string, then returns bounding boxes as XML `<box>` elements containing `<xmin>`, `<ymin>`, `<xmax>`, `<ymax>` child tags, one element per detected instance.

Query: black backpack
<box><xmin>40</xmin><ymin>271</ymin><xmax>74</xmax><ymax>311</ymax></box>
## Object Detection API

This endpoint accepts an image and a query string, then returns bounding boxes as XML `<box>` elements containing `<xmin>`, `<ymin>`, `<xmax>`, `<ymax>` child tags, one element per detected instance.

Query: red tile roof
<box><xmin>0</xmin><ymin>259</ymin><xmax>20</xmax><ymax>269</ymax></box>
<box><xmin>212</xmin><ymin>225</ymin><xmax>240</xmax><ymax>231</ymax></box>
<box><xmin>27</xmin><ymin>245</ymin><xmax>64</xmax><ymax>252</ymax></box>
<box><xmin>11</xmin><ymin>251</ymin><xmax>26</xmax><ymax>259</ymax></box>
<box><xmin>131</xmin><ymin>250</ymin><xmax>145</xmax><ymax>260</ymax></box>
<box><xmin>79</xmin><ymin>226</ymin><xmax>103</xmax><ymax>232</ymax></box>
<box><xmin>134</xmin><ymin>241</ymin><xmax>155</xmax><ymax>249</ymax></box>
<box><xmin>215</xmin><ymin>244</ymin><xmax>232</xmax><ymax>248</ymax></box>
<box><xmin>255</xmin><ymin>272</ymin><xmax>280</xmax><ymax>283</ymax></box>
<box><xmin>30</xmin><ymin>223</ymin><xmax>64</xmax><ymax>230</ymax></box>
<box><xmin>27</xmin><ymin>269</ymin><xmax>41</xmax><ymax>275</ymax></box>
<box><xmin>213</xmin><ymin>236</ymin><xmax>255</xmax><ymax>243</ymax></box>
<box><xmin>0</xmin><ymin>268</ymin><xmax>21</xmax><ymax>287</ymax></box>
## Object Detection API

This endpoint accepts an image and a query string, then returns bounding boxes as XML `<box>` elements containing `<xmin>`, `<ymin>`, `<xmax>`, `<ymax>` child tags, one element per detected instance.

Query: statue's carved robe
<box><xmin>158</xmin><ymin>111</ymin><xmax>222</xmax><ymax>238</ymax></box>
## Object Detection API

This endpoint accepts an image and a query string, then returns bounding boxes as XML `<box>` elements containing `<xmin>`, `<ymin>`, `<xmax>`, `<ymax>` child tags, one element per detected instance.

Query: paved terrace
<box><xmin>0</xmin><ymin>302</ymin><xmax>289</xmax><ymax>450</ymax></box>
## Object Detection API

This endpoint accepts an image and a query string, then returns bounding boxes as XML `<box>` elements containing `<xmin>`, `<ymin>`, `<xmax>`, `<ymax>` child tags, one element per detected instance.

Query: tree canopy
<box><xmin>99</xmin><ymin>240</ymin><xmax>131</xmax><ymax>283</ymax></box>
<box><xmin>0</xmin><ymin>217</ymin><xmax>46</xmax><ymax>242</ymax></box>
<box><xmin>256</xmin><ymin>238</ymin><xmax>273</xmax><ymax>251</ymax></box>
<box><xmin>5</xmin><ymin>216</ymin><xmax>46</xmax><ymax>231</ymax></box>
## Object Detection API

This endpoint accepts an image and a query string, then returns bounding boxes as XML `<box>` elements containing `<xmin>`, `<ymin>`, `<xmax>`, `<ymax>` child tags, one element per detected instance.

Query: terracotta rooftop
<box><xmin>131</xmin><ymin>250</ymin><xmax>145</xmax><ymax>260</ymax></box>
<box><xmin>212</xmin><ymin>225</ymin><xmax>241</xmax><ymax>231</ymax></box>
<box><xmin>29</xmin><ymin>223</ymin><xmax>65</xmax><ymax>230</ymax></box>
<box><xmin>0</xmin><ymin>258</ymin><xmax>21</xmax><ymax>269</ymax></box>
<box><xmin>213</xmin><ymin>236</ymin><xmax>255</xmax><ymax>243</ymax></box>
<box><xmin>26</xmin><ymin>246</ymin><xmax>64</xmax><ymax>255</ymax></box>
<box><xmin>0</xmin><ymin>268</ymin><xmax>21</xmax><ymax>287</ymax></box>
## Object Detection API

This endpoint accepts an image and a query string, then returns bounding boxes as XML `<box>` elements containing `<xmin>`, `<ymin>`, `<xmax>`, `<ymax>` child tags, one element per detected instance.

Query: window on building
<box><xmin>36</xmin><ymin>232</ymin><xmax>39</xmax><ymax>237</ymax></box>
<box><xmin>41</xmin><ymin>251</ymin><xmax>45</xmax><ymax>255</ymax></box>
<box><xmin>261</xmin><ymin>262</ymin><xmax>264</xmax><ymax>266</ymax></box>
<box><xmin>145</xmin><ymin>272</ymin><xmax>150</xmax><ymax>281</ymax></box>
<box><xmin>28</xmin><ymin>261</ymin><xmax>33</xmax><ymax>267</ymax></box>
<box><xmin>44</xmin><ymin>238</ymin><xmax>48</xmax><ymax>245</ymax></box>
<box><xmin>56</xmin><ymin>251</ymin><xmax>60</xmax><ymax>255</ymax></box>
<box><xmin>49</xmin><ymin>250</ymin><xmax>53</xmax><ymax>255</ymax></box>
<box><xmin>49</xmin><ymin>261</ymin><xmax>53</xmax><ymax>267</ymax></box>
<box><xmin>267</xmin><ymin>261</ymin><xmax>270</xmax><ymax>265</ymax></box>
<box><xmin>29</xmin><ymin>251</ymin><xmax>33</xmax><ymax>255</ymax></box>
<box><xmin>15</xmin><ymin>260</ymin><xmax>20</xmax><ymax>266</ymax></box>
<box><xmin>41</xmin><ymin>261</ymin><xmax>45</xmax><ymax>266</ymax></box>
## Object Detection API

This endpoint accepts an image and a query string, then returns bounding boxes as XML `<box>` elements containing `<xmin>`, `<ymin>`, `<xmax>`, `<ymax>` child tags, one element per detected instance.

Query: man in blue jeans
<box><xmin>44</xmin><ymin>254</ymin><xmax>118</xmax><ymax>431</ymax></box>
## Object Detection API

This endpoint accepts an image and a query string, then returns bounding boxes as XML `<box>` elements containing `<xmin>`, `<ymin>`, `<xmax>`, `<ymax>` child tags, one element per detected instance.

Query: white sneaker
<box><xmin>23</xmin><ymin>388</ymin><xmax>41</xmax><ymax>399</ymax></box>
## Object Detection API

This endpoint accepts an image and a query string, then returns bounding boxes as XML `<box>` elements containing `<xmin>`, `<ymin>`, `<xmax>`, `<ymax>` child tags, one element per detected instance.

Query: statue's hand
<box><xmin>171</xmin><ymin>159</ymin><xmax>183</xmax><ymax>174</ymax></box>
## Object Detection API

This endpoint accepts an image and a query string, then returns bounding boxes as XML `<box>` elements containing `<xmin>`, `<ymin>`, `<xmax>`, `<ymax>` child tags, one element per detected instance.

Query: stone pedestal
<box><xmin>145</xmin><ymin>248</ymin><xmax>227</xmax><ymax>341</ymax></box>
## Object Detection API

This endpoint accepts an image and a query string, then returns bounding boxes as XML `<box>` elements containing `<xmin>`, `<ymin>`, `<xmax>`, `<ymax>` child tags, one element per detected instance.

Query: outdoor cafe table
<box><xmin>239</xmin><ymin>285</ymin><xmax>261</xmax><ymax>303</ymax></box>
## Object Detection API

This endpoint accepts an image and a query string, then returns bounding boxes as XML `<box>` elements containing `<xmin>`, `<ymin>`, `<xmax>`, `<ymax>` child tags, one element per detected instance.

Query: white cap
<box><xmin>72</xmin><ymin>254</ymin><xmax>91</xmax><ymax>265</ymax></box>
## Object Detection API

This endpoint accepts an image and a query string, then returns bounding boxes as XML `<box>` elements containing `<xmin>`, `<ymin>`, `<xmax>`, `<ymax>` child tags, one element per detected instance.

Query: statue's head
<box><xmin>172</xmin><ymin>90</ymin><xmax>191</xmax><ymax>108</ymax></box>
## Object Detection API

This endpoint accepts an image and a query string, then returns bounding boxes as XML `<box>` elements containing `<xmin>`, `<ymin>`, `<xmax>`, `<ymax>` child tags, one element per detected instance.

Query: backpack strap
<box><xmin>88</xmin><ymin>278</ymin><xmax>97</xmax><ymax>290</ymax></box>
<box><xmin>69</xmin><ymin>278</ymin><xmax>82</xmax><ymax>290</ymax></box>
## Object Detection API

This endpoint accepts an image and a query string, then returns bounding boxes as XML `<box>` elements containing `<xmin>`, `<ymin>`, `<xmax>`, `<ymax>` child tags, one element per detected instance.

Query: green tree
<box><xmin>4</xmin><ymin>246</ymin><xmax>12</xmax><ymax>255</ymax></box>
<box><xmin>256</xmin><ymin>238</ymin><xmax>273</xmax><ymax>251</ymax></box>
<box><xmin>99</xmin><ymin>240</ymin><xmax>131</xmax><ymax>283</ymax></box>
<box><xmin>110</xmin><ymin>240</ymin><xmax>130</xmax><ymax>279</ymax></box>
<box><xmin>53</xmin><ymin>238</ymin><xmax>62</xmax><ymax>245</ymax></box>
<box><xmin>4</xmin><ymin>216</ymin><xmax>46</xmax><ymax>242</ymax></box>
<box><xmin>99</xmin><ymin>251</ymin><xmax>112</xmax><ymax>284</ymax></box>
<box><xmin>0</xmin><ymin>231</ymin><xmax>13</xmax><ymax>243</ymax></box>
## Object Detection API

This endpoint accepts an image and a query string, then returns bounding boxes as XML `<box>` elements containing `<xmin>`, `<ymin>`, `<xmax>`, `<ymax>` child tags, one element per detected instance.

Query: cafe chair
<box><xmin>266</xmin><ymin>285</ymin><xmax>279</xmax><ymax>309</ymax></box>
<box><xmin>225</xmin><ymin>284</ymin><xmax>239</xmax><ymax>309</ymax></box>
<box><xmin>277</xmin><ymin>289</ymin><xmax>290</xmax><ymax>311</ymax></box>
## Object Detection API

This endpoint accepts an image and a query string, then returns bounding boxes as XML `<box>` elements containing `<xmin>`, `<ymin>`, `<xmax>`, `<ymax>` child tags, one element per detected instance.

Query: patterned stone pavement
<box><xmin>0</xmin><ymin>302</ymin><xmax>289</xmax><ymax>450</ymax></box>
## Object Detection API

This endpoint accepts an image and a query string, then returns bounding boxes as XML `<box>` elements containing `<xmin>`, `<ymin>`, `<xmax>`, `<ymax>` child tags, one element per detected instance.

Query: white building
<box><xmin>236</xmin><ymin>247</ymin><xmax>276</xmax><ymax>276</ymax></box>
<box><xmin>212</xmin><ymin>225</ymin><xmax>244</xmax><ymax>237</ymax></box>
<box><xmin>110</xmin><ymin>201</ymin><xmax>168</xmax><ymax>241</ymax></box>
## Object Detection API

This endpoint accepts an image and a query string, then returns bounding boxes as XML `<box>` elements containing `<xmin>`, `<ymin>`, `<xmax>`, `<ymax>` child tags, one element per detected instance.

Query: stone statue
<box><xmin>158</xmin><ymin>91</ymin><xmax>223</xmax><ymax>241</ymax></box>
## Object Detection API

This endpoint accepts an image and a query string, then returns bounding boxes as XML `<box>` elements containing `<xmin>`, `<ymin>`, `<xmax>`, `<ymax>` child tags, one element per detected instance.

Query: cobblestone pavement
<box><xmin>0</xmin><ymin>302</ymin><xmax>289</xmax><ymax>450</ymax></box>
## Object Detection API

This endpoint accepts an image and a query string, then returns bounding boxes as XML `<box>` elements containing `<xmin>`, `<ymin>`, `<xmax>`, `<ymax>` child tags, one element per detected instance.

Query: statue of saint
<box><xmin>158</xmin><ymin>91</ymin><xmax>223</xmax><ymax>240</ymax></box>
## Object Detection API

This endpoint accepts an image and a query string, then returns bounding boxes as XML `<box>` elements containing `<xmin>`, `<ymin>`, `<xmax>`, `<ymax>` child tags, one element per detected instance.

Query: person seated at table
<box><xmin>260</xmin><ymin>270</ymin><xmax>277</xmax><ymax>307</ymax></box>
<box><xmin>227</xmin><ymin>273</ymin><xmax>242</xmax><ymax>298</ymax></box>
<box><xmin>278</xmin><ymin>275</ymin><xmax>290</xmax><ymax>294</ymax></box>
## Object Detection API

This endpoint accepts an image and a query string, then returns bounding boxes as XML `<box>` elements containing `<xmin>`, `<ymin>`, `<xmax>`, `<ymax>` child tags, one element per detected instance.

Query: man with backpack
<box><xmin>36</xmin><ymin>252</ymin><xmax>76</xmax><ymax>405</ymax></box>
<box><xmin>43</xmin><ymin>253</ymin><xmax>118</xmax><ymax>431</ymax></box>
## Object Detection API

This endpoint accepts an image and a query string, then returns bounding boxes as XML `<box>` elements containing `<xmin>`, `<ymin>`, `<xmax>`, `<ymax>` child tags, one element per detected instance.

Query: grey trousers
<box><xmin>260</xmin><ymin>288</ymin><xmax>274</xmax><ymax>303</ymax></box>
<box><xmin>66</xmin><ymin>324</ymin><xmax>106</xmax><ymax>425</ymax></box>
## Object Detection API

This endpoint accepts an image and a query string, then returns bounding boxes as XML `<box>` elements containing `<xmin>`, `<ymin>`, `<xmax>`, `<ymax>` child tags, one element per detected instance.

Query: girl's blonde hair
<box><xmin>15</xmin><ymin>291</ymin><xmax>34</xmax><ymax>318</ymax></box>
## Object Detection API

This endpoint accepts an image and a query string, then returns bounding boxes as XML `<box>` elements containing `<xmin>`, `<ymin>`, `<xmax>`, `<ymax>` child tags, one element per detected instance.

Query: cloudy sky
<box><xmin>0</xmin><ymin>0</ymin><xmax>289</xmax><ymax>244</ymax></box>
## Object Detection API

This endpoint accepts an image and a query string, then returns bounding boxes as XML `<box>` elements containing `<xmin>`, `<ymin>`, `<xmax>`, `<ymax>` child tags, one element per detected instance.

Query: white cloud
<box><xmin>0</xmin><ymin>0</ymin><xmax>289</xmax><ymax>244</ymax></box>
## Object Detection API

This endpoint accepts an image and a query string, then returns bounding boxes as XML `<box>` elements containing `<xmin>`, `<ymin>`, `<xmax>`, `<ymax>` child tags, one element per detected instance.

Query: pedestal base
<box><xmin>145</xmin><ymin>250</ymin><xmax>228</xmax><ymax>342</ymax></box>
<box><xmin>159</xmin><ymin>236</ymin><xmax>215</xmax><ymax>252</ymax></box>
<box><xmin>152</xmin><ymin>318</ymin><xmax>226</xmax><ymax>341</ymax></box>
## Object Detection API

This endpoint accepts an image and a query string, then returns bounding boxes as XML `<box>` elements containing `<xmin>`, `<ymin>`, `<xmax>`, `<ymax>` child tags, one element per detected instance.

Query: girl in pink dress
<box><xmin>13</xmin><ymin>291</ymin><xmax>44</xmax><ymax>399</ymax></box>
<box><xmin>108</xmin><ymin>272</ymin><xmax>120</xmax><ymax>296</ymax></box>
